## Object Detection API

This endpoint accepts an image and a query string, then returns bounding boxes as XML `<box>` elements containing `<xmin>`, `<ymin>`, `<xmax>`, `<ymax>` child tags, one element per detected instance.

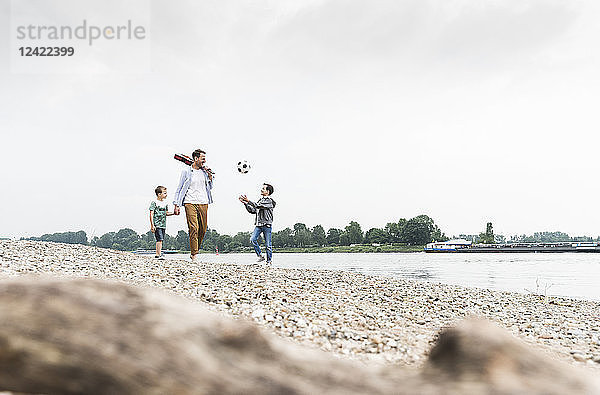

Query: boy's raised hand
<box><xmin>238</xmin><ymin>195</ymin><xmax>249</xmax><ymax>203</ymax></box>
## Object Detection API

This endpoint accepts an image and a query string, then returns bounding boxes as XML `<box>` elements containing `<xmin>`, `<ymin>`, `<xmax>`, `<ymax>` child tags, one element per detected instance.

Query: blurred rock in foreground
<box><xmin>0</xmin><ymin>277</ymin><xmax>597</xmax><ymax>394</ymax></box>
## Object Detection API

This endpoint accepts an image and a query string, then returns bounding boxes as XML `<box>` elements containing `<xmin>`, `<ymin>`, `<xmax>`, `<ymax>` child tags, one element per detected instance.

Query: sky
<box><xmin>1</xmin><ymin>0</ymin><xmax>600</xmax><ymax>240</ymax></box>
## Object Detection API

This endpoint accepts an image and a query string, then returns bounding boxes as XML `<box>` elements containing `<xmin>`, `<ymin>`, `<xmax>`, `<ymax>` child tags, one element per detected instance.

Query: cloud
<box><xmin>262</xmin><ymin>0</ymin><xmax>581</xmax><ymax>77</ymax></box>
<box><xmin>434</xmin><ymin>1</ymin><xmax>580</xmax><ymax>68</ymax></box>
<box><xmin>2</xmin><ymin>0</ymin><xmax>600</xmax><ymax>238</ymax></box>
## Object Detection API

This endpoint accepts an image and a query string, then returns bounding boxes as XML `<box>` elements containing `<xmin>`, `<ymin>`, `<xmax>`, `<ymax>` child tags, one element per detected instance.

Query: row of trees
<box><xmin>455</xmin><ymin>230</ymin><xmax>599</xmax><ymax>244</ymax></box>
<box><xmin>271</xmin><ymin>215</ymin><xmax>447</xmax><ymax>248</ymax></box>
<box><xmin>24</xmin><ymin>231</ymin><xmax>88</xmax><ymax>245</ymax></box>
<box><xmin>23</xmin><ymin>215</ymin><xmax>448</xmax><ymax>252</ymax></box>
<box><xmin>510</xmin><ymin>231</ymin><xmax>597</xmax><ymax>243</ymax></box>
<box><xmin>25</xmin><ymin>222</ymin><xmax>600</xmax><ymax>251</ymax></box>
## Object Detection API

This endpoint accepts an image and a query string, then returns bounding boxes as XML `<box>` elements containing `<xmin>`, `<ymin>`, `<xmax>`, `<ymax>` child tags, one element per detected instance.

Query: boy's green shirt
<box><xmin>149</xmin><ymin>200</ymin><xmax>169</xmax><ymax>228</ymax></box>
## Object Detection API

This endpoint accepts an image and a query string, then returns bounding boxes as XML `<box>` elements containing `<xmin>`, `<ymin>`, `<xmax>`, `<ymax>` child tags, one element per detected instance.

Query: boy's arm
<box><xmin>149</xmin><ymin>201</ymin><xmax>156</xmax><ymax>231</ymax></box>
<box><xmin>244</xmin><ymin>200</ymin><xmax>257</xmax><ymax>214</ymax></box>
<box><xmin>254</xmin><ymin>198</ymin><xmax>275</xmax><ymax>209</ymax></box>
<box><xmin>239</xmin><ymin>195</ymin><xmax>256</xmax><ymax>214</ymax></box>
<box><xmin>149</xmin><ymin>210</ymin><xmax>155</xmax><ymax>232</ymax></box>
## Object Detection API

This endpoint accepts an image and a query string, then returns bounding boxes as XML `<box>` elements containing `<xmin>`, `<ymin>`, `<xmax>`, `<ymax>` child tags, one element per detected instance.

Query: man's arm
<box><xmin>202</xmin><ymin>167</ymin><xmax>214</xmax><ymax>182</ymax></box>
<box><xmin>173</xmin><ymin>169</ymin><xmax>188</xmax><ymax>215</ymax></box>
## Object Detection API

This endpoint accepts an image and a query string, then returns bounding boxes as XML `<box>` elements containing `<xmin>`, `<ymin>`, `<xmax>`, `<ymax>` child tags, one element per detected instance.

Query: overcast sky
<box><xmin>2</xmin><ymin>0</ymin><xmax>600</xmax><ymax>240</ymax></box>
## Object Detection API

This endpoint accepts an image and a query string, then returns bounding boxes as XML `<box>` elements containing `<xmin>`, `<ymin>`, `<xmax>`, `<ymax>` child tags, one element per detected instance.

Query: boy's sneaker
<box><xmin>158</xmin><ymin>256</ymin><xmax>165</xmax><ymax>261</ymax></box>
<box><xmin>154</xmin><ymin>255</ymin><xmax>160</xmax><ymax>259</ymax></box>
<box><xmin>266</xmin><ymin>261</ymin><xmax>272</xmax><ymax>265</ymax></box>
<box><xmin>256</xmin><ymin>256</ymin><xmax>265</xmax><ymax>263</ymax></box>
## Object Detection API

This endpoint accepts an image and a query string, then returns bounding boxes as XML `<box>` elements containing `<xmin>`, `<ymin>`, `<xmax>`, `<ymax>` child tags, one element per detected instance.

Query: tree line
<box><xmin>455</xmin><ymin>230</ymin><xmax>600</xmax><ymax>244</ymax></box>
<box><xmin>22</xmin><ymin>221</ymin><xmax>600</xmax><ymax>252</ymax></box>
<box><xmin>22</xmin><ymin>214</ymin><xmax>447</xmax><ymax>252</ymax></box>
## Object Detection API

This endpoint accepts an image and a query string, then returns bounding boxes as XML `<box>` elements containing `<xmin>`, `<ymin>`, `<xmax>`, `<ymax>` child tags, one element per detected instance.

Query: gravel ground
<box><xmin>1</xmin><ymin>240</ymin><xmax>600</xmax><ymax>371</ymax></box>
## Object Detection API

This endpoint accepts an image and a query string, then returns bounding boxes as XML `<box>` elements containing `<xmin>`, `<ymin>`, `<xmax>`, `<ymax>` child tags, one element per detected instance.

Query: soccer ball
<box><xmin>237</xmin><ymin>160</ymin><xmax>251</xmax><ymax>174</ymax></box>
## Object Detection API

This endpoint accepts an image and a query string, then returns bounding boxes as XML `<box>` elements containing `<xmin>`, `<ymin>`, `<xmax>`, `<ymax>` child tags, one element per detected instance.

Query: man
<box><xmin>173</xmin><ymin>149</ymin><xmax>214</xmax><ymax>262</ymax></box>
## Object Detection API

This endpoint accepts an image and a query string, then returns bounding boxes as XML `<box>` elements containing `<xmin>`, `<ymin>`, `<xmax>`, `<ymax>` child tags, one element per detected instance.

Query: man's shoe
<box><xmin>256</xmin><ymin>256</ymin><xmax>265</xmax><ymax>263</ymax></box>
<box><xmin>191</xmin><ymin>255</ymin><xmax>198</xmax><ymax>262</ymax></box>
<box><xmin>266</xmin><ymin>261</ymin><xmax>272</xmax><ymax>265</ymax></box>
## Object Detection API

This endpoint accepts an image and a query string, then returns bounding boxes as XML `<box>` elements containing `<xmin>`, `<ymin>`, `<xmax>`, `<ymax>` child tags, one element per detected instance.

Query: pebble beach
<box><xmin>1</xmin><ymin>240</ymin><xmax>600</xmax><ymax>371</ymax></box>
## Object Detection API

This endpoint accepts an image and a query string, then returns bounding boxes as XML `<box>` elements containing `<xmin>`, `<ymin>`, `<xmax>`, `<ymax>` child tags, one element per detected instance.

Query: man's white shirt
<box><xmin>183</xmin><ymin>167</ymin><xmax>210</xmax><ymax>204</ymax></box>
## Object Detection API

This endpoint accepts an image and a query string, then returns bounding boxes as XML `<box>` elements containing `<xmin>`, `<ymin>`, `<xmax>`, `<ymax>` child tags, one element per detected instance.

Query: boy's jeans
<box><xmin>251</xmin><ymin>225</ymin><xmax>272</xmax><ymax>262</ymax></box>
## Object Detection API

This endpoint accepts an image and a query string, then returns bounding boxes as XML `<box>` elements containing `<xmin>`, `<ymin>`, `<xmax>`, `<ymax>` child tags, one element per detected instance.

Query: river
<box><xmin>165</xmin><ymin>252</ymin><xmax>600</xmax><ymax>301</ymax></box>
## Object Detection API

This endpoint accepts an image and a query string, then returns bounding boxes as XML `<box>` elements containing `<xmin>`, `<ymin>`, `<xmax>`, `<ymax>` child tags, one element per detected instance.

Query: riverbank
<box><xmin>275</xmin><ymin>244</ymin><xmax>423</xmax><ymax>253</ymax></box>
<box><xmin>143</xmin><ymin>244</ymin><xmax>424</xmax><ymax>254</ymax></box>
<box><xmin>1</xmin><ymin>240</ymin><xmax>599</xmax><ymax>371</ymax></box>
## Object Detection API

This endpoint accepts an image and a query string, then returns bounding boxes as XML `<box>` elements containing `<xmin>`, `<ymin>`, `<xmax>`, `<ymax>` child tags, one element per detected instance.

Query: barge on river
<box><xmin>424</xmin><ymin>240</ymin><xmax>600</xmax><ymax>253</ymax></box>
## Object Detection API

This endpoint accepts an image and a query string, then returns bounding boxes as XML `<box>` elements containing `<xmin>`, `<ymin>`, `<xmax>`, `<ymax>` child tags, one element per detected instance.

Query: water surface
<box><xmin>166</xmin><ymin>252</ymin><xmax>600</xmax><ymax>301</ymax></box>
